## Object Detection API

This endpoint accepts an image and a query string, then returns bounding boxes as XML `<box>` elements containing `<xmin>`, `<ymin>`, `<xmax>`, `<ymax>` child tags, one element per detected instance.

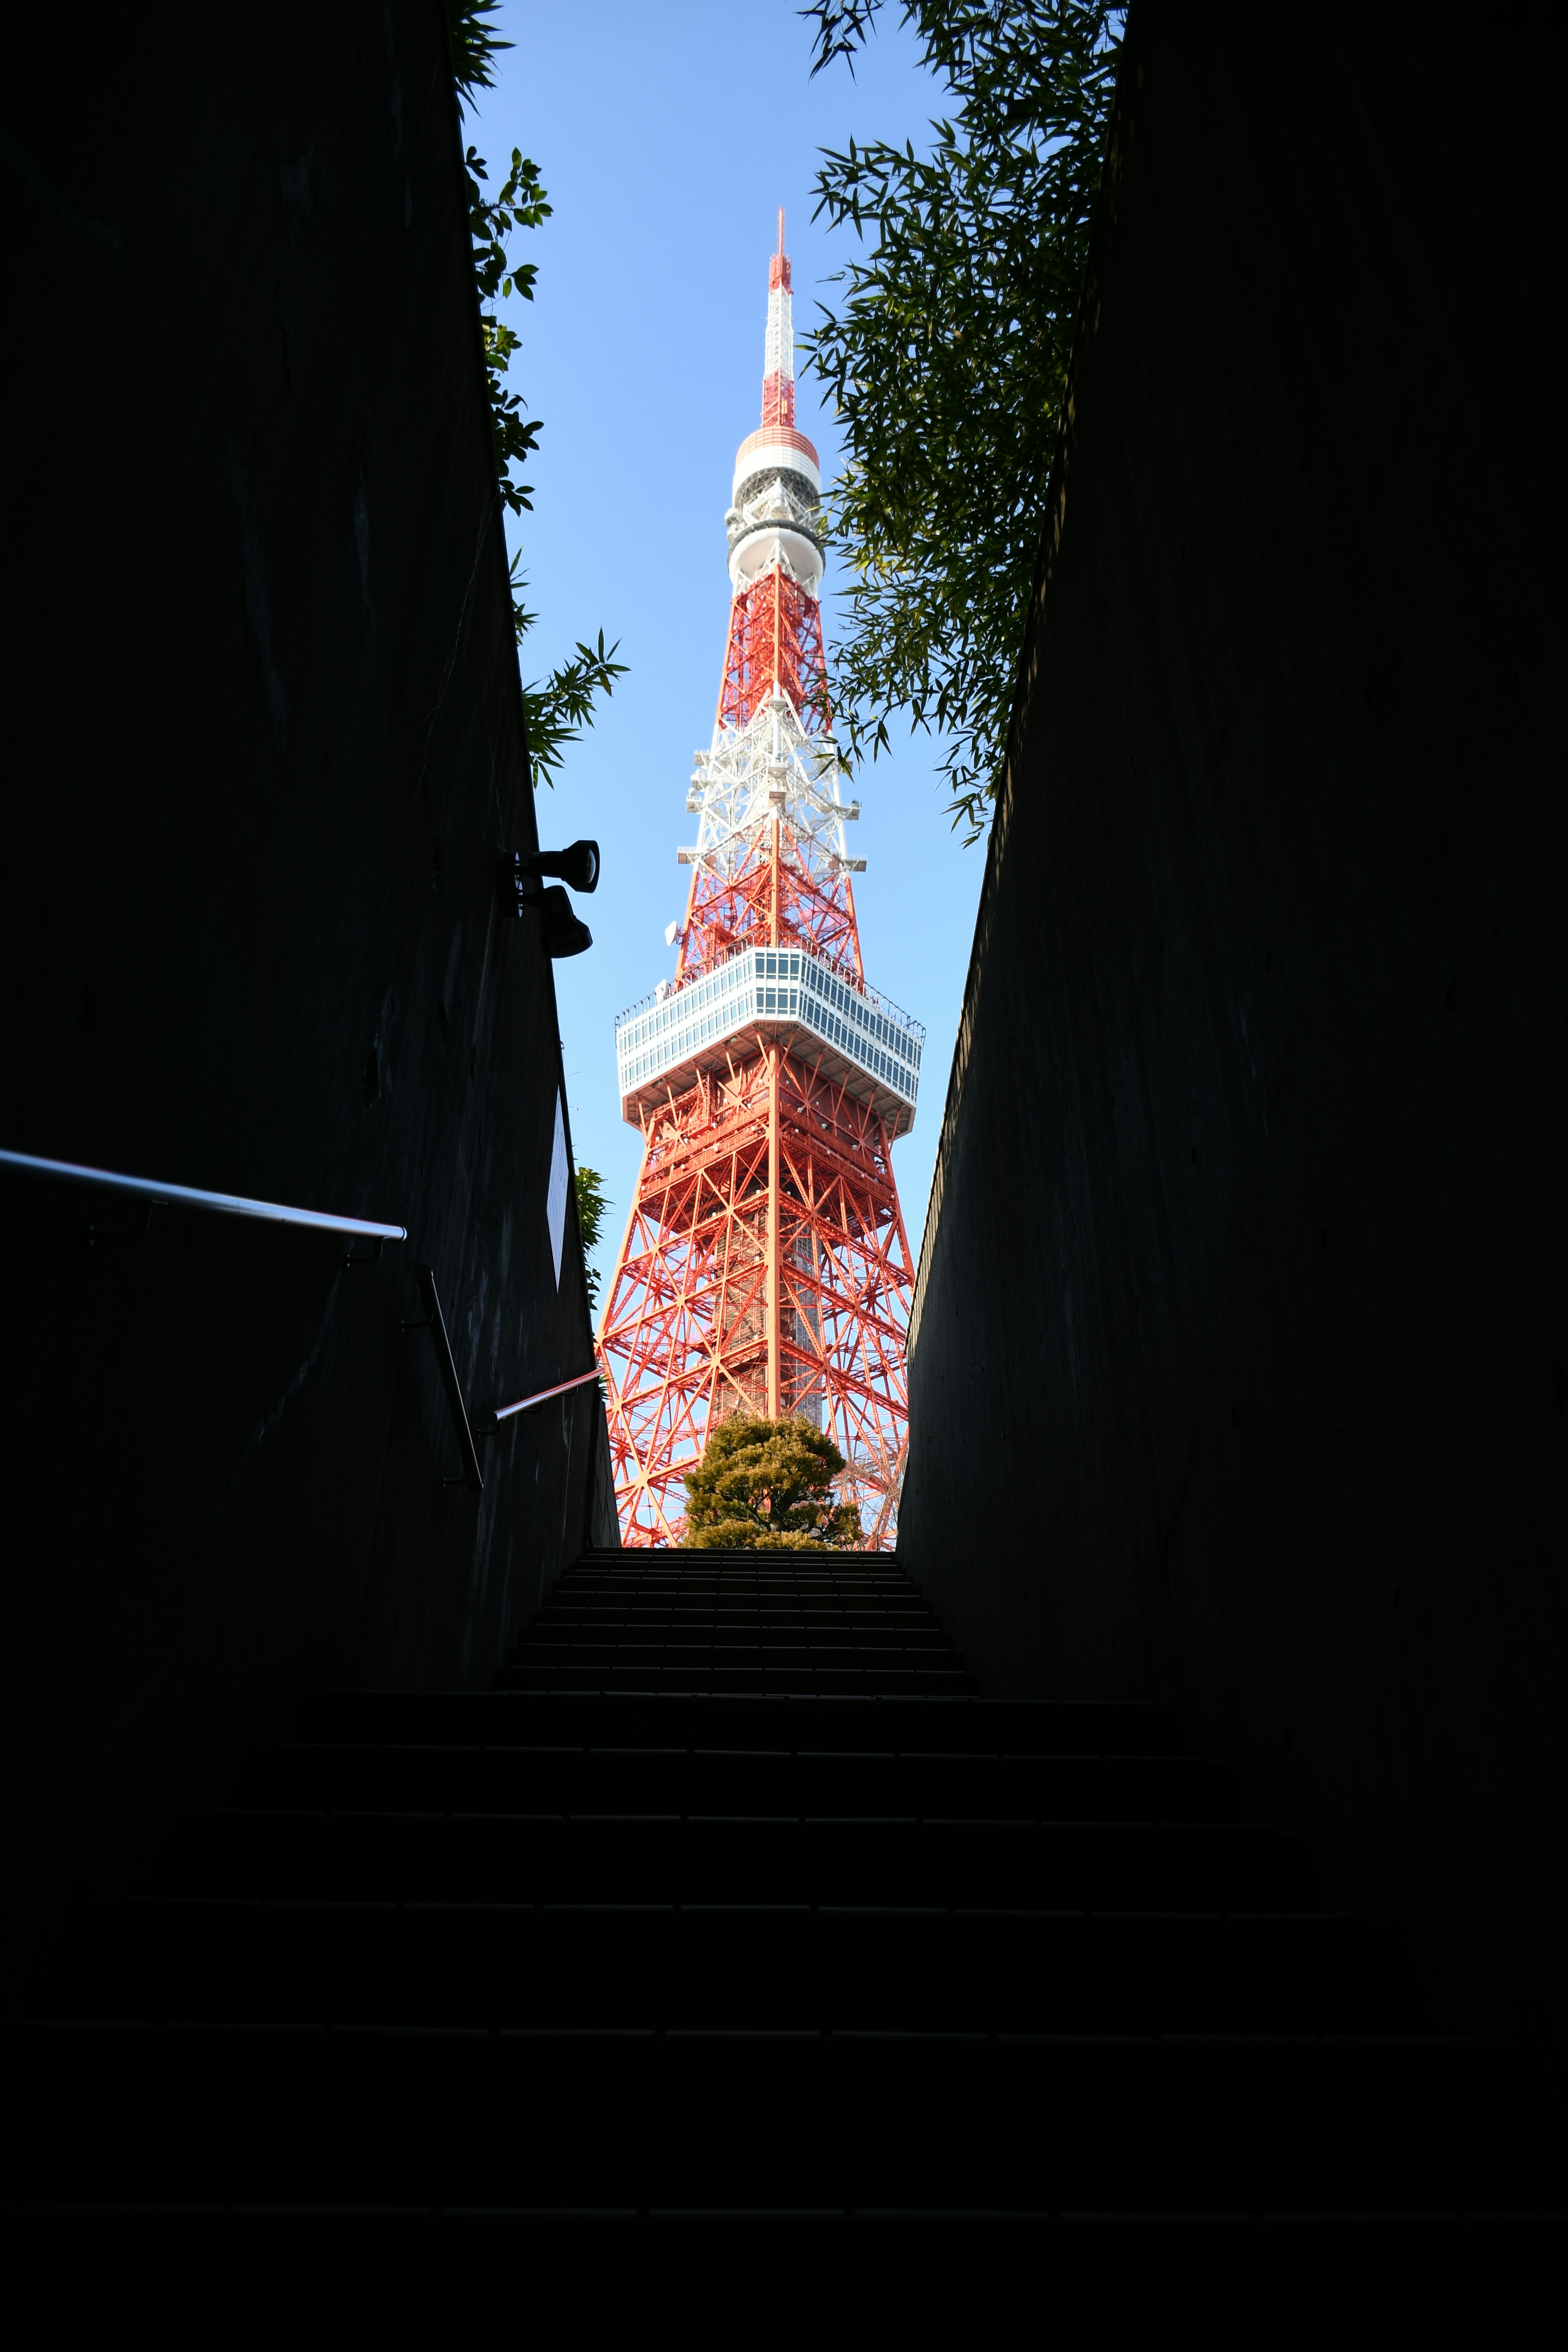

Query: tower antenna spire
<box><xmin>596</xmin><ymin>234</ymin><xmax>920</xmax><ymax>1551</ymax></box>
<box><xmin>761</xmin><ymin>214</ymin><xmax>794</xmax><ymax>429</ymax></box>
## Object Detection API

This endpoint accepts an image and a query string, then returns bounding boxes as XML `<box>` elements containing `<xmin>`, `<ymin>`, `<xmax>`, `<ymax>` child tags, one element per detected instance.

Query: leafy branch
<box><xmin>447</xmin><ymin>0</ymin><xmax>510</xmax><ymax>102</ymax></box>
<box><xmin>801</xmin><ymin>1</ymin><xmax>1122</xmax><ymax>842</ymax></box>
<box><xmin>511</xmin><ymin>552</ymin><xmax>628</xmax><ymax>787</ymax></box>
<box><xmin>463</xmin><ymin>143</ymin><xmax>549</xmax><ymax>517</ymax></box>
<box><xmin>448</xmin><ymin>2</ymin><xmax>626</xmax><ymax>781</ymax></box>
<box><xmin>574</xmin><ymin>1164</ymin><xmax>610</xmax><ymax>1315</ymax></box>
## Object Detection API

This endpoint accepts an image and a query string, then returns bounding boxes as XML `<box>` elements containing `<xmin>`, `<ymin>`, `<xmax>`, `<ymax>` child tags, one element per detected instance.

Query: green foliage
<box><xmin>511</xmin><ymin>551</ymin><xmax>628</xmax><ymax>789</ymax></box>
<box><xmin>574</xmin><ymin>1164</ymin><xmax>610</xmax><ymax>1315</ymax></box>
<box><xmin>684</xmin><ymin>1414</ymin><xmax>862</xmax><ymax>1551</ymax></box>
<box><xmin>447</xmin><ymin>0</ymin><xmax>510</xmax><ymax>106</ymax></box>
<box><xmin>463</xmin><ymin>144</ymin><xmax>549</xmax><ymax>519</ymax></box>
<box><xmin>449</xmin><ymin>3</ymin><xmax>624</xmax><ymax>785</ymax></box>
<box><xmin>802</xmin><ymin>1</ymin><xmax>1123</xmax><ymax>842</ymax></box>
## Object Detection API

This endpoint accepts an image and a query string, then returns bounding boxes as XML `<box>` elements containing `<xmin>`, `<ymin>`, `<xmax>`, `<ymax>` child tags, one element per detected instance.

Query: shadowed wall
<box><xmin>901</xmin><ymin>3</ymin><xmax>1565</xmax><ymax>2107</ymax></box>
<box><xmin>1</xmin><ymin>1</ymin><xmax>614</xmax><ymax>1996</ymax></box>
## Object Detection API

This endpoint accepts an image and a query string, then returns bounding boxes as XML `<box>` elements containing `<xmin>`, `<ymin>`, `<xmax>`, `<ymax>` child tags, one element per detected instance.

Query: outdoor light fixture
<box><xmin>536</xmin><ymin>884</ymin><xmax>592</xmax><ymax>959</ymax></box>
<box><xmin>528</xmin><ymin>839</ymin><xmax>600</xmax><ymax>894</ymax></box>
<box><xmin>501</xmin><ymin>844</ymin><xmax>598</xmax><ymax>957</ymax></box>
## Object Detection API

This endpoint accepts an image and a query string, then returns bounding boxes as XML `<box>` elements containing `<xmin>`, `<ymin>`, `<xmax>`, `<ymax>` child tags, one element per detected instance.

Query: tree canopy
<box><xmin>448</xmin><ymin>2</ymin><xmax>625</xmax><ymax>787</ymax></box>
<box><xmin>684</xmin><ymin>1415</ymin><xmax>862</xmax><ymax>1551</ymax></box>
<box><xmin>802</xmin><ymin>0</ymin><xmax>1123</xmax><ymax>841</ymax></box>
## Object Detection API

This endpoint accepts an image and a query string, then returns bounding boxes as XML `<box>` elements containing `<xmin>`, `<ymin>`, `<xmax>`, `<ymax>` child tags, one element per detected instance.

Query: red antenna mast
<box><xmin>596</xmin><ymin>223</ymin><xmax>919</xmax><ymax>1547</ymax></box>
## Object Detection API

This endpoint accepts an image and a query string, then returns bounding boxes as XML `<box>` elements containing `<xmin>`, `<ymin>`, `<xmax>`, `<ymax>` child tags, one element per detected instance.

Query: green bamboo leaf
<box><xmin>803</xmin><ymin>1</ymin><xmax>1123</xmax><ymax>842</ymax></box>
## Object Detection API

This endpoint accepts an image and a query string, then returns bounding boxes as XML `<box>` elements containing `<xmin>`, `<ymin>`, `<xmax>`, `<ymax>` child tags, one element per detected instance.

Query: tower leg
<box><xmin>766</xmin><ymin>1045</ymin><xmax>781</xmax><ymax>1419</ymax></box>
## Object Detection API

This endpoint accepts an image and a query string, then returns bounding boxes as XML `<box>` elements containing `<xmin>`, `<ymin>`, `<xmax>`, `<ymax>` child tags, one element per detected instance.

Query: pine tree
<box><xmin>684</xmin><ymin>1415</ymin><xmax>862</xmax><ymax>1550</ymax></box>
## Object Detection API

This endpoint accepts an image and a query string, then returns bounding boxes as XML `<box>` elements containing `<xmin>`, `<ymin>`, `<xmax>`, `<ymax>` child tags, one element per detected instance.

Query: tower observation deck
<box><xmin>596</xmin><ymin>217</ymin><xmax>920</xmax><ymax>1548</ymax></box>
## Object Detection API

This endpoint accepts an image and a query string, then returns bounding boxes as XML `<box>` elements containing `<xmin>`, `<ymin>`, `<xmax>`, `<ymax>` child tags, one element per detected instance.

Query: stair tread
<box><xmin>7</xmin><ymin>2020</ymin><xmax>1546</xmax><ymax>2212</ymax></box>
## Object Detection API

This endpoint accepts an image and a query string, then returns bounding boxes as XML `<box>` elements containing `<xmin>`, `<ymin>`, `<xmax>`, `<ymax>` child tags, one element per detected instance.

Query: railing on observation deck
<box><xmin>615</xmin><ymin>941</ymin><xmax>924</xmax><ymax>1112</ymax></box>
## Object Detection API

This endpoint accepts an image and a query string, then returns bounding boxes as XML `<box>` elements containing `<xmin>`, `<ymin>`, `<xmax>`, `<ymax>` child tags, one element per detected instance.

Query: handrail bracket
<box><xmin>405</xmin><ymin>1266</ymin><xmax>484</xmax><ymax>1495</ymax></box>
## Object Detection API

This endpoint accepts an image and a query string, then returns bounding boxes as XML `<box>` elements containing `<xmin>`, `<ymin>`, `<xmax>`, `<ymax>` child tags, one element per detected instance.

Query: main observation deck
<box><xmin>616</xmin><ymin>942</ymin><xmax>924</xmax><ymax>1138</ymax></box>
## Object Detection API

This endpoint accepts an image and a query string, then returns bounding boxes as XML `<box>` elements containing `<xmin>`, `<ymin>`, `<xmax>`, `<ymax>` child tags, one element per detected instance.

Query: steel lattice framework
<box><xmin>597</xmin><ymin>218</ymin><xmax>922</xmax><ymax>1548</ymax></box>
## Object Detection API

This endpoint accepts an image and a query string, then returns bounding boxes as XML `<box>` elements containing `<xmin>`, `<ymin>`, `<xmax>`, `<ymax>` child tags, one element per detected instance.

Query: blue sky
<box><xmin>463</xmin><ymin>2</ymin><xmax>987</xmax><ymax>1296</ymax></box>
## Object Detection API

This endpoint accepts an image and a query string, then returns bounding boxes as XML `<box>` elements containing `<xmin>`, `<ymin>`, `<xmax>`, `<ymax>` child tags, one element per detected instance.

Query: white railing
<box><xmin>615</xmin><ymin>942</ymin><xmax>924</xmax><ymax>1111</ymax></box>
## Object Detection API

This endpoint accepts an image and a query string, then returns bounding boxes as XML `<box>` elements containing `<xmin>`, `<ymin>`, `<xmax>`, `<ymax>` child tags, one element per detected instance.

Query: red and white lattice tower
<box><xmin>597</xmin><ymin>214</ymin><xmax>923</xmax><ymax>1549</ymax></box>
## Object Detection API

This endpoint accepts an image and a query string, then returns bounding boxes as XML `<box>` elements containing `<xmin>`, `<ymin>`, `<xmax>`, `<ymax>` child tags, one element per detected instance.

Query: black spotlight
<box><xmin>537</xmin><ymin>884</ymin><xmax>593</xmax><ymax>959</ymax></box>
<box><xmin>501</xmin><ymin>847</ymin><xmax>599</xmax><ymax>953</ymax></box>
<box><xmin>529</xmin><ymin>839</ymin><xmax>599</xmax><ymax>894</ymax></box>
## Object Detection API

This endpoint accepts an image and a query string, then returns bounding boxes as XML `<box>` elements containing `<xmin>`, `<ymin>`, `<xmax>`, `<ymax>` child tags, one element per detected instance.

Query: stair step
<box><xmin>508</xmin><ymin>1639</ymin><xmax>960</xmax><ymax>1668</ymax></box>
<box><xmin>7</xmin><ymin>2205</ymin><xmax>1557</xmax><ymax>2327</ymax></box>
<box><xmin>492</xmin><ymin>1660</ymin><xmax>980</xmax><ymax>1695</ymax></box>
<box><xmin>296</xmin><ymin>1690</ymin><xmax>1177</xmax><ymax>1754</ymax></box>
<box><xmin>532</xmin><ymin>1590</ymin><xmax>944</xmax><ymax>1612</ymax></box>
<box><xmin>166</xmin><ymin>1809</ymin><xmax>1308</xmax><ymax>1908</ymax></box>
<box><xmin>240</xmin><ymin>1742</ymin><xmax>1232</xmax><ymax>1821</ymax></box>
<box><xmin>5</xmin><ymin>2023</ymin><xmax>1546</xmax><ymax>2213</ymax></box>
<box><xmin>521</xmin><ymin>1617</ymin><xmax>953</xmax><ymax>1644</ymax></box>
<box><xmin>74</xmin><ymin>1899</ymin><xmax>1408</xmax><ymax>2034</ymax></box>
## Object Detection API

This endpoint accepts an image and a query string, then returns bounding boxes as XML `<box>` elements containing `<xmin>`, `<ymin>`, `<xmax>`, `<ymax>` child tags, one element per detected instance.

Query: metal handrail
<box><xmin>4</xmin><ymin>1146</ymin><xmax>600</xmax><ymax>1502</ymax></box>
<box><xmin>406</xmin><ymin>1280</ymin><xmax>602</xmax><ymax>1491</ymax></box>
<box><xmin>488</xmin><ymin>1364</ymin><xmax>601</xmax><ymax>1425</ymax></box>
<box><xmin>0</xmin><ymin>1147</ymin><xmax>408</xmax><ymax>1245</ymax></box>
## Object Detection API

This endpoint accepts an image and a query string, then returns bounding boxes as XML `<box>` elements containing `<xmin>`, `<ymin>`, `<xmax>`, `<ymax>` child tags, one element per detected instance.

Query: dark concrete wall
<box><xmin>901</xmin><ymin>6</ymin><xmax>1566</xmax><ymax>2096</ymax></box>
<box><xmin>0</xmin><ymin>2</ymin><xmax>615</xmax><ymax>1994</ymax></box>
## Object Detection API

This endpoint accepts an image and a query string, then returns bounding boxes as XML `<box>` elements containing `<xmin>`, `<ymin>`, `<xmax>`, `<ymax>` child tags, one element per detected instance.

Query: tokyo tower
<box><xmin>596</xmin><ymin>216</ymin><xmax>923</xmax><ymax>1549</ymax></box>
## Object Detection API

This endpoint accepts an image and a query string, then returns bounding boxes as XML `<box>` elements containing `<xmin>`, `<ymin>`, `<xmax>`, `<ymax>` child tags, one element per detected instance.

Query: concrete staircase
<box><xmin>5</xmin><ymin>1548</ymin><xmax>1558</xmax><ymax>2310</ymax></box>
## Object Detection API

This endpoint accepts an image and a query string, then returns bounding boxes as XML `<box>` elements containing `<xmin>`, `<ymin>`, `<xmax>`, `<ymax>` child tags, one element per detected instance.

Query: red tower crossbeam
<box><xmin>719</xmin><ymin>568</ymin><xmax>828</xmax><ymax>736</ymax></box>
<box><xmin>597</xmin><ymin>219</ymin><xmax>918</xmax><ymax>1549</ymax></box>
